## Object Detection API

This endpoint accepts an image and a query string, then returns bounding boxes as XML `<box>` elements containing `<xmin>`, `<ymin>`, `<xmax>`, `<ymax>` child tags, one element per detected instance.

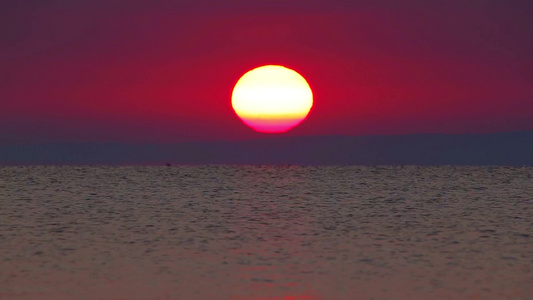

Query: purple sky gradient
<box><xmin>1</xmin><ymin>0</ymin><xmax>532</xmax><ymax>144</ymax></box>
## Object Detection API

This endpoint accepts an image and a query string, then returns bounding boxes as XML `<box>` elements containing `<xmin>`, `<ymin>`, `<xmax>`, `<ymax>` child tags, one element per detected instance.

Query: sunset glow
<box><xmin>232</xmin><ymin>65</ymin><xmax>313</xmax><ymax>133</ymax></box>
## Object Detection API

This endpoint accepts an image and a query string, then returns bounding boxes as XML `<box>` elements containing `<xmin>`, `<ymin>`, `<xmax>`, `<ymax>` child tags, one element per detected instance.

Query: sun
<box><xmin>231</xmin><ymin>65</ymin><xmax>313</xmax><ymax>133</ymax></box>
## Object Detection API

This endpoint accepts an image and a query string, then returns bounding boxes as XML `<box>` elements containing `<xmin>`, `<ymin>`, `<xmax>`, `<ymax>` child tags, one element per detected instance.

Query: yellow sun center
<box><xmin>231</xmin><ymin>65</ymin><xmax>313</xmax><ymax>133</ymax></box>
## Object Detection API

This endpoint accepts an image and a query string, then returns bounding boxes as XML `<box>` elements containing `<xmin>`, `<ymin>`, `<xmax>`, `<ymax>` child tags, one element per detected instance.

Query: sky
<box><xmin>1</xmin><ymin>0</ymin><xmax>532</xmax><ymax>145</ymax></box>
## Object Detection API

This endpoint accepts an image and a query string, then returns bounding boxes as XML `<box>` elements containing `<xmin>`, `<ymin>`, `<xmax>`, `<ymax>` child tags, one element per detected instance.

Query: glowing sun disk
<box><xmin>231</xmin><ymin>65</ymin><xmax>313</xmax><ymax>133</ymax></box>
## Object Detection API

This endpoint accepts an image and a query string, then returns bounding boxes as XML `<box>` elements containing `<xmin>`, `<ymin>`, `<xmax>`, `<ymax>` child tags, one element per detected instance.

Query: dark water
<box><xmin>0</xmin><ymin>166</ymin><xmax>531</xmax><ymax>299</ymax></box>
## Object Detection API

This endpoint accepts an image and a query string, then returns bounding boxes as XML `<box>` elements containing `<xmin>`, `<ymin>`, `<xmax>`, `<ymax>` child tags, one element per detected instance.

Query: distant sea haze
<box><xmin>0</xmin><ymin>131</ymin><xmax>531</xmax><ymax>166</ymax></box>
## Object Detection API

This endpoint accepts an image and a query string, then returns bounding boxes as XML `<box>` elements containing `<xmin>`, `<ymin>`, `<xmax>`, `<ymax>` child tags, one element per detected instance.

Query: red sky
<box><xmin>1</xmin><ymin>0</ymin><xmax>532</xmax><ymax>144</ymax></box>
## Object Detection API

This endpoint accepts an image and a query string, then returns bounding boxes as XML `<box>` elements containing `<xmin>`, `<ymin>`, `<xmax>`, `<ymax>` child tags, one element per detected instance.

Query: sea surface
<box><xmin>0</xmin><ymin>166</ymin><xmax>531</xmax><ymax>300</ymax></box>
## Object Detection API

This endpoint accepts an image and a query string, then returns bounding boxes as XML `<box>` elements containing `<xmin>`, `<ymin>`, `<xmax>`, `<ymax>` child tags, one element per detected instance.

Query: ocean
<box><xmin>0</xmin><ymin>166</ymin><xmax>531</xmax><ymax>299</ymax></box>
